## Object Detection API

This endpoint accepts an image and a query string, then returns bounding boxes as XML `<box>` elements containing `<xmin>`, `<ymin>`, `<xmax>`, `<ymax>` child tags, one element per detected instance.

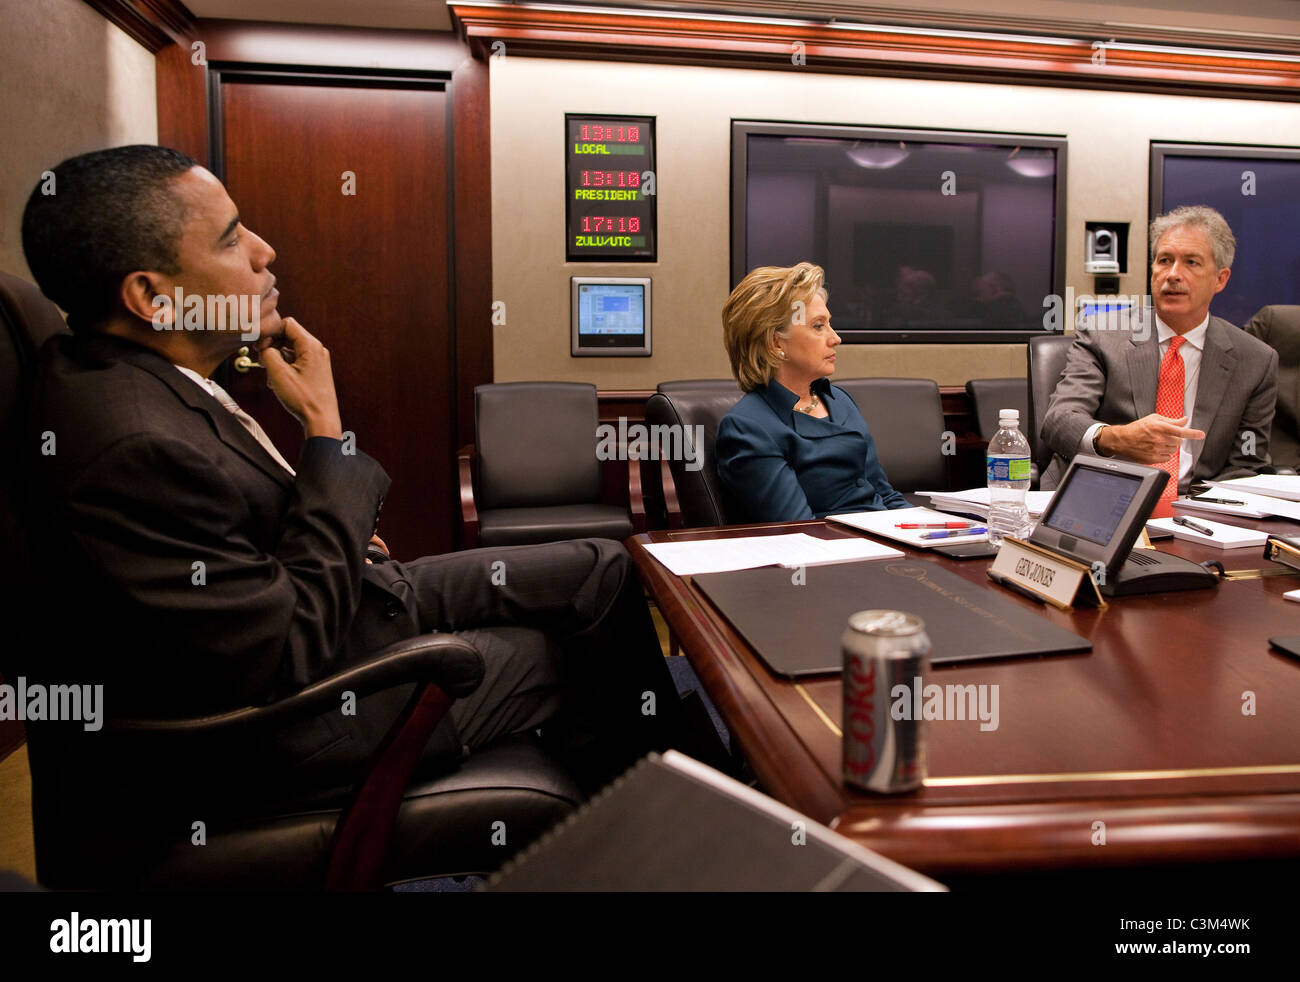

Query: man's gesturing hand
<box><xmin>262</xmin><ymin>317</ymin><xmax>343</xmax><ymax>440</ymax></box>
<box><xmin>1097</xmin><ymin>413</ymin><xmax>1205</xmax><ymax>465</ymax></box>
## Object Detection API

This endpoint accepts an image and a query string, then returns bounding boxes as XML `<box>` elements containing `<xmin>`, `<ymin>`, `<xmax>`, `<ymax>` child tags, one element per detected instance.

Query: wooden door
<box><xmin>218</xmin><ymin>75</ymin><xmax>453</xmax><ymax>557</ymax></box>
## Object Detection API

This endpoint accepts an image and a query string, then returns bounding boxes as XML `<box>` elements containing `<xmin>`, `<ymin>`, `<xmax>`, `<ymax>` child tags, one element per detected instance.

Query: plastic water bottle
<box><xmin>987</xmin><ymin>409</ymin><xmax>1032</xmax><ymax>549</ymax></box>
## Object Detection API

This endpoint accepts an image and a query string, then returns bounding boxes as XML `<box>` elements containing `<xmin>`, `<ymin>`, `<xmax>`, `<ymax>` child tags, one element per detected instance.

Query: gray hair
<box><xmin>1149</xmin><ymin>205</ymin><xmax>1235</xmax><ymax>270</ymax></box>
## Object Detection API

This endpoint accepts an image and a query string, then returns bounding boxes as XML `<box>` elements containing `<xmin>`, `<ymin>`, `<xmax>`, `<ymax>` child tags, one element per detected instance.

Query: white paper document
<box><xmin>642</xmin><ymin>533</ymin><xmax>903</xmax><ymax>576</ymax></box>
<box><xmin>827</xmin><ymin>506</ymin><xmax>989</xmax><ymax>547</ymax></box>
<box><xmin>1207</xmin><ymin>475</ymin><xmax>1300</xmax><ymax>502</ymax></box>
<box><xmin>1146</xmin><ymin>516</ymin><xmax>1270</xmax><ymax>550</ymax></box>
<box><xmin>1177</xmin><ymin>489</ymin><xmax>1300</xmax><ymax>520</ymax></box>
<box><xmin>918</xmin><ymin>488</ymin><xmax>1056</xmax><ymax>519</ymax></box>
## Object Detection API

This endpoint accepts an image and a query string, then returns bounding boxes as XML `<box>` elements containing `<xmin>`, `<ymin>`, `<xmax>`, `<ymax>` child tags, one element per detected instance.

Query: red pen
<box><xmin>895</xmin><ymin>521</ymin><xmax>972</xmax><ymax>529</ymax></box>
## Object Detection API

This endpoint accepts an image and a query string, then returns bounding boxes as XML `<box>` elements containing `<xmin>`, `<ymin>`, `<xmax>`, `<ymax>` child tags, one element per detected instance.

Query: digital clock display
<box><xmin>566</xmin><ymin>114</ymin><xmax>656</xmax><ymax>261</ymax></box>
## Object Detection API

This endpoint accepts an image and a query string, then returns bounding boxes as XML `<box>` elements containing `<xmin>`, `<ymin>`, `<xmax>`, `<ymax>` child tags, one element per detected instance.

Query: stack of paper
<box><xmin>1177</xmin><ymin>489</ymin><xmax>1300</xmax><ymax>521</ymax></box>
<box><xmin>917</xmin><ymin>488</ymin><xmax>1056</xmax><ymax>520</ymax></box>
<box><xmin>1208</xmin><ymin>475</ymin><xmax>1300</xmax><ymax>502</ymax></box>
<box><xmin>827</xmin><ymin>506</ymin><xmax>989</xmax><ymax>548</ymax></box>
<box><xmin>642</xmin><ymin>533</ymin><xmax>903</xmax><ymax>577</ymax></box>
<box><xmin>1145</xmin><ymin>516</ymin><xmax>1270</xmax><ymax>550</ymax></box>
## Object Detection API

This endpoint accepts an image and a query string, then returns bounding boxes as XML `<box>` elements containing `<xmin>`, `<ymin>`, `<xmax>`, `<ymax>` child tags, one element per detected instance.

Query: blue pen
<box><xmin>921</xmin><ymin>527</ymin><xmax>987</xmax><ymax>540</ymax></box>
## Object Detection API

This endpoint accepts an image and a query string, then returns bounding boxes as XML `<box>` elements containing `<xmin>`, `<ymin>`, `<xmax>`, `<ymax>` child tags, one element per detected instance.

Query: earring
<box><xmin>777</xmin><ymin>350</ymin><xmax>787</xmax><ymax>359</ymax></box>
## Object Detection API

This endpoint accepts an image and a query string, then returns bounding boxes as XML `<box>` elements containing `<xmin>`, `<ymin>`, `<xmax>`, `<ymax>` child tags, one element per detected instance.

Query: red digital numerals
<box><xmin>580</xmin><ymin>171</ymin><xmax>641</xmax><ymax>188</ymax></box>
<box><xmin>580</xmin><ymin>216</ymin><xmax>642</xmax><ymax>233</ymax></box>
<box><xmin>577</xmin><ymin>124</ymin><xmax>640</xmax><ymax>143</ymax></box>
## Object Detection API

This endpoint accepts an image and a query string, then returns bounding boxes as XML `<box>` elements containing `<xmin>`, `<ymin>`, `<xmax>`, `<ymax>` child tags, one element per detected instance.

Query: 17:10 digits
<box><xmin>580</xmin><ymin>216</ymin><xmax>642</xmax><ymax>233</ymax></box>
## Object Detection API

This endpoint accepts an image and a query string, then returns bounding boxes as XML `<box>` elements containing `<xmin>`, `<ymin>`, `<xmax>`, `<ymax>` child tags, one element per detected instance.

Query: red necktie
<box><xmin>1154</xmin><ymin>335</ymin><xmax>1186</xmax><ymax>505</ymax></box>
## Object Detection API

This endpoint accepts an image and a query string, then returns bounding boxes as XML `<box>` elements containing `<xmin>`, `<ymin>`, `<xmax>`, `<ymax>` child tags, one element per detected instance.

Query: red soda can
<box><xmin>842</xmin><ymin>609</ymin><xmax>929</xmax><ymax>793</ymax></box>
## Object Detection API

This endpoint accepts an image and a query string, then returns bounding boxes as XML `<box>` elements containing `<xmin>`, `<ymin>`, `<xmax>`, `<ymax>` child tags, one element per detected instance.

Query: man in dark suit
<box><xmin>20</xmin><ymin>146</ymin><xmax>683</xmax><ymax>834</ymax></box>
<box><xmin>1244</xmin><ymin>305</ymin><xmax>1300</xmax><ymax>471</ymax></box>
<box><xmin>1041</xmin><ymin>206</ymin><xmax>1277</xmax><ymax>496</ymax></box>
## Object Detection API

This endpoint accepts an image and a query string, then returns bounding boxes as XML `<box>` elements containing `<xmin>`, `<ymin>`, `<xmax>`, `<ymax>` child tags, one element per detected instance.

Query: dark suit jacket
<box><xmin>1244</xmin><ymin>305</ymin><xmax>1300</xmax><ymax>471</ymax></box>
<box><xmin>716</xmin><ymin>378</ymin><xmax>907</xmax><ymax>521</ymax></box>
<box><xmin>1040</xmin><ymin>310</ymin><xmax>1278</xmax><ymax>492</ymax></box>
<box><xmin>26</xmin><ymin>333</ymin><xmax>444</xmax><ymax>825</ymax></box>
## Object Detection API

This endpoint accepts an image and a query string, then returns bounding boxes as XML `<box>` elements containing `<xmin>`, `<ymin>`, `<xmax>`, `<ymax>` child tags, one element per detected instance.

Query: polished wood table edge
<box><xmin>832</xmin><ymin>793</ymin><xmax>1300</xmax><ymax>875</ymax></box>
<box><xmin>631</xmin><ymin>530</ymin><xmax>848</xmax><ymax>820</ymax></box>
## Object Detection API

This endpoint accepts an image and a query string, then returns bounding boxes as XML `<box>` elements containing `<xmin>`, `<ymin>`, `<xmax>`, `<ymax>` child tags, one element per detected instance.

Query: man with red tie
<box><xmin>1041</xmin><ymin>205</ymin><xmax>1278</xmax><ymax>505</ymax></box>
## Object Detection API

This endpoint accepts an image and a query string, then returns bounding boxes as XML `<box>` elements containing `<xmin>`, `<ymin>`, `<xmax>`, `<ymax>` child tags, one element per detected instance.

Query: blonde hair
<box><xmin>723</xmin><ymin>262</ymin><xmax>828</xmax><ymax>392</ymax></box>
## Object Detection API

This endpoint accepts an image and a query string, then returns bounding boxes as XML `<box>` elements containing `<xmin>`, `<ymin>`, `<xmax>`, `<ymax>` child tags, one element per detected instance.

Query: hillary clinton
<box><xmin>717</xmin><ymin>262</ymin><xmax>907</xmax><ymax>521</ymax></box>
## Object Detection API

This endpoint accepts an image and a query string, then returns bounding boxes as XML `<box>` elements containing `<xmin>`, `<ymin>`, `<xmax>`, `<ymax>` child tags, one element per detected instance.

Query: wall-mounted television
<box><xmin>732</xmin><ymin>121</ymin><xmax>1067</xmax><ymax>343</ymax></box>
<box><xmin>1150</xmin><ymin>142</ymin><xmax>1300</xmax><ymax>328</ymax></box>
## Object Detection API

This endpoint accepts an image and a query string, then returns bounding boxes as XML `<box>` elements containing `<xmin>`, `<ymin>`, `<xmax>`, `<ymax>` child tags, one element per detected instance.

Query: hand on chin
<box><xmin>255</xmin><ymin>312</ymin><xmax>286</xmax><ymax>351</ymax></box>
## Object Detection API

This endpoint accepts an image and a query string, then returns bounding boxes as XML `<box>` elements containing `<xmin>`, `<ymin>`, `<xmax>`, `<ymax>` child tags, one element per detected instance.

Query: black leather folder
<box><xmin>487</xmin><ymin>751</ymin><xmax>944</xmax><ymax>891</ymax></box>
<box><xmin>693</xmin><ymin>559</ymin><xmax>1091</xmax><ymax>677</ymax></box>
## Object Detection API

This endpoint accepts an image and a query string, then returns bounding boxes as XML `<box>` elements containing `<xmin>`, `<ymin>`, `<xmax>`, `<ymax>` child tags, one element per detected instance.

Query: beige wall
<box><xmin>491</xmin><ymin>57</ymin><xmax>1300</xmax><ymax>388</ymax></box>
<box><xmin>0</xmin><ymin>0</ymin><xmax>157</xmax><ymax>282</ymax></box>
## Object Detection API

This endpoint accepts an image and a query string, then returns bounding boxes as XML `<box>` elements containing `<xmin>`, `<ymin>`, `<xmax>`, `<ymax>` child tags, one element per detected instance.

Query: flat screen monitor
<box><xmin>571</xmin><ymin>277</ymin><xmax>651</xmax><ymax>357</ymax></box>
<box><xmin>732</xmin><ymin>121</ymin><xmax>1067</xmax><ymax>343</ymax></box>
<box><xmin>1030</xmin><ymin>455</ymin><xmax>1166</xmax><ymax>578</ymax></box>
<box><xmin>1150</xmin><ymin>142</ymin><xmax>1300</xmax><ymax>327</ymax></box>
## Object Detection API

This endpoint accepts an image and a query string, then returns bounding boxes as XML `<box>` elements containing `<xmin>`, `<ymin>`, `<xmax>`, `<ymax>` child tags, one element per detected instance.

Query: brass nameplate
<box><xmin>987</xmin><ymin>536</ymin><xmax>1106</xmax><ymax>610</ymax></box>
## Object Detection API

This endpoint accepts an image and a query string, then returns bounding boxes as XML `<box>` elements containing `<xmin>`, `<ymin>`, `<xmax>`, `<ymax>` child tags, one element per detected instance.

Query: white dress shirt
<box><xmin>1080</xmin><ymin>314</ymin><xmax>1209</xmax><ymax>485</ymax></box>
<box><xmin>173</xmin><ymin>364</ymin><xmax>297</xmax><ymax>476</ymax></box>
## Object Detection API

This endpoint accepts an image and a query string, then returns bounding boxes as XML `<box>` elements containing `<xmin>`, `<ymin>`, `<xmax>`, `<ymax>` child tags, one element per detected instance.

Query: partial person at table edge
<box><xmin>716</xmin><ymin>262</ymin><xmax>908</xmax><ymax>522</ymax></box>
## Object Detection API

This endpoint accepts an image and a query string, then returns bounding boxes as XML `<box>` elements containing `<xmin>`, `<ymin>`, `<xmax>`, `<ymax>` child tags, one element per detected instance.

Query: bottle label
<box><xmin>987</xmin><ymin>456</ymin><xmax>1031</xmax><ymax>482</ymax></box>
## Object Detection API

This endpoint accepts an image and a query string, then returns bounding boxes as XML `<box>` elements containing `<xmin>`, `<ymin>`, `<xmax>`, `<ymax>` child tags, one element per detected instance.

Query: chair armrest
<box><xmin>458</xmin><ymin>444</ymin><xmax>480</xmax><ymax>549</ymax></box>
<box><xmin>627</xmin><ymin>450</ymin><xmax>647</xmax><ymax>534</ymax></box>
<box><xmin>660</xmin><ymin>457</ymin><xmax>683</xmax><ymax>529</ymax></box>
<box><xmin>108</xmin><ymin>633</ymin><xmax>484</xmax><ymax>737</ymax></box>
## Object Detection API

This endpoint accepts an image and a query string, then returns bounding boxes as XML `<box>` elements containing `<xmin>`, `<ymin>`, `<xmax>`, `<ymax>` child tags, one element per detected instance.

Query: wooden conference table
<box><xmin>628</xmin><ymin>512</ymin><xmax>1300</xmax><ymax>882</ymax></box>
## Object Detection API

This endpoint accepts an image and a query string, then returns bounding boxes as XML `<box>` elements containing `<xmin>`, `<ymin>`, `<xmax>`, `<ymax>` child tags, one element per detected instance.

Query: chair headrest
<box><xmin>0</xmin><ymin>271</ymin><xmax>68</xmax><ymax>356</ymax></box>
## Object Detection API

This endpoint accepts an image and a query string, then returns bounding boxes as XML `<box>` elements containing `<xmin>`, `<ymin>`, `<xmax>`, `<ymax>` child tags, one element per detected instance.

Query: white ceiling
<box><xmin>183</xmin><ymin>0</ymin><xmax>1300</xmax><ymax>44</ymax></box>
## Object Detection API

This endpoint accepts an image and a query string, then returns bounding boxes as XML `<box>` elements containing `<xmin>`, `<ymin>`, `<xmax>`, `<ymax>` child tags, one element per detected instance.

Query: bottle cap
<box><xmin>999</xmin><ymin>409</ymin><xmax>1020</xmax><ymax>422</ymax></box>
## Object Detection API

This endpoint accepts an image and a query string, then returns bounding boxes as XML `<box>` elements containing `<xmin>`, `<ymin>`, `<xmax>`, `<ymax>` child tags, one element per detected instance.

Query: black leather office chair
<box><xmin>643</xmin><ymin>380</ymin><xmax>743</xmax><ymax>528</ymax></box>
<box><xmin>1027</xmin><ymin>334</ymin><xmax>1075</xmax><ymax>482</ymax></box>
<box><xmin>833</xmin><ymin>378</ymin><xmax>949</xmax><ymax>494</ymax></box>
<box><xmin>459</xmin><ymin>382</ymin><xmax>643</xmax><ymax>548</ymax></box>
<box><xmin>965</xmin><ymin>378</ymin><xmax>1030</xmax><ymax>442</ymax></box>
<box><xmin>1245</xmin><ymin>305</ymin><xmax>1300</xmax><ymax>472</ymax></box>
<box><xmin>0</xmin><ymin>271</ymin><xmax>579</xmax><ymax>890</ymax></box>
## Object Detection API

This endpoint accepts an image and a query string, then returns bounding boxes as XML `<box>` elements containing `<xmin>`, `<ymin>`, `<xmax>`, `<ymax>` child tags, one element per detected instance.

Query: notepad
<box><xmin>918</xmin><ymin>488</ymin><xmax>1056</xmax><ymax>520</ymax></box>
<box><xmin>828</xmin><ymin>507</ymin><xmax>988</xmax><ymax>548</ymax></box>
<box><xmin>641</xmin><ymin>533</ymin><xmax>903</xmax><ymax>577</ymax></box>
<box><xmin>1207</xmin><ymin>475</ymin><xmax>1300</xmax><ymax>502</ymax></box>
<box><xmin>1177</xmin><ymin>489</ymin><xmax>1300</xmax><ymax>520</ymax></box>
<box><xmin>1146</xmin><ymin>516</ymin><xmax>1269</xmax><ymax>550</ymax></box>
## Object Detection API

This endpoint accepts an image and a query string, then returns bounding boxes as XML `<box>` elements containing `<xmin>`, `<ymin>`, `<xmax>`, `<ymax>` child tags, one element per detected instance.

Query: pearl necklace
<box><xmin>795</xmin><ymin>394</ymin><xmax>820</xmax><ymax>415</ymax></box>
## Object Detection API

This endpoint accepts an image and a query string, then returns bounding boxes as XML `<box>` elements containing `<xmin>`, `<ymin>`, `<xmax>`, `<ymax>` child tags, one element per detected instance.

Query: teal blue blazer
<box><xmin>717</xmin><ymin>378</ymin><xmax>907</xmax><ymax>521</ymax></box>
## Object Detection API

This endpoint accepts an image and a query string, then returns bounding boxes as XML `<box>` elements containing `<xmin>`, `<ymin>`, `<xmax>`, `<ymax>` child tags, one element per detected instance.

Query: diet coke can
<box><xmin>842</xmin><ymin>609</ymin><xmax>929</xmax><ymax>793</ymax></box>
